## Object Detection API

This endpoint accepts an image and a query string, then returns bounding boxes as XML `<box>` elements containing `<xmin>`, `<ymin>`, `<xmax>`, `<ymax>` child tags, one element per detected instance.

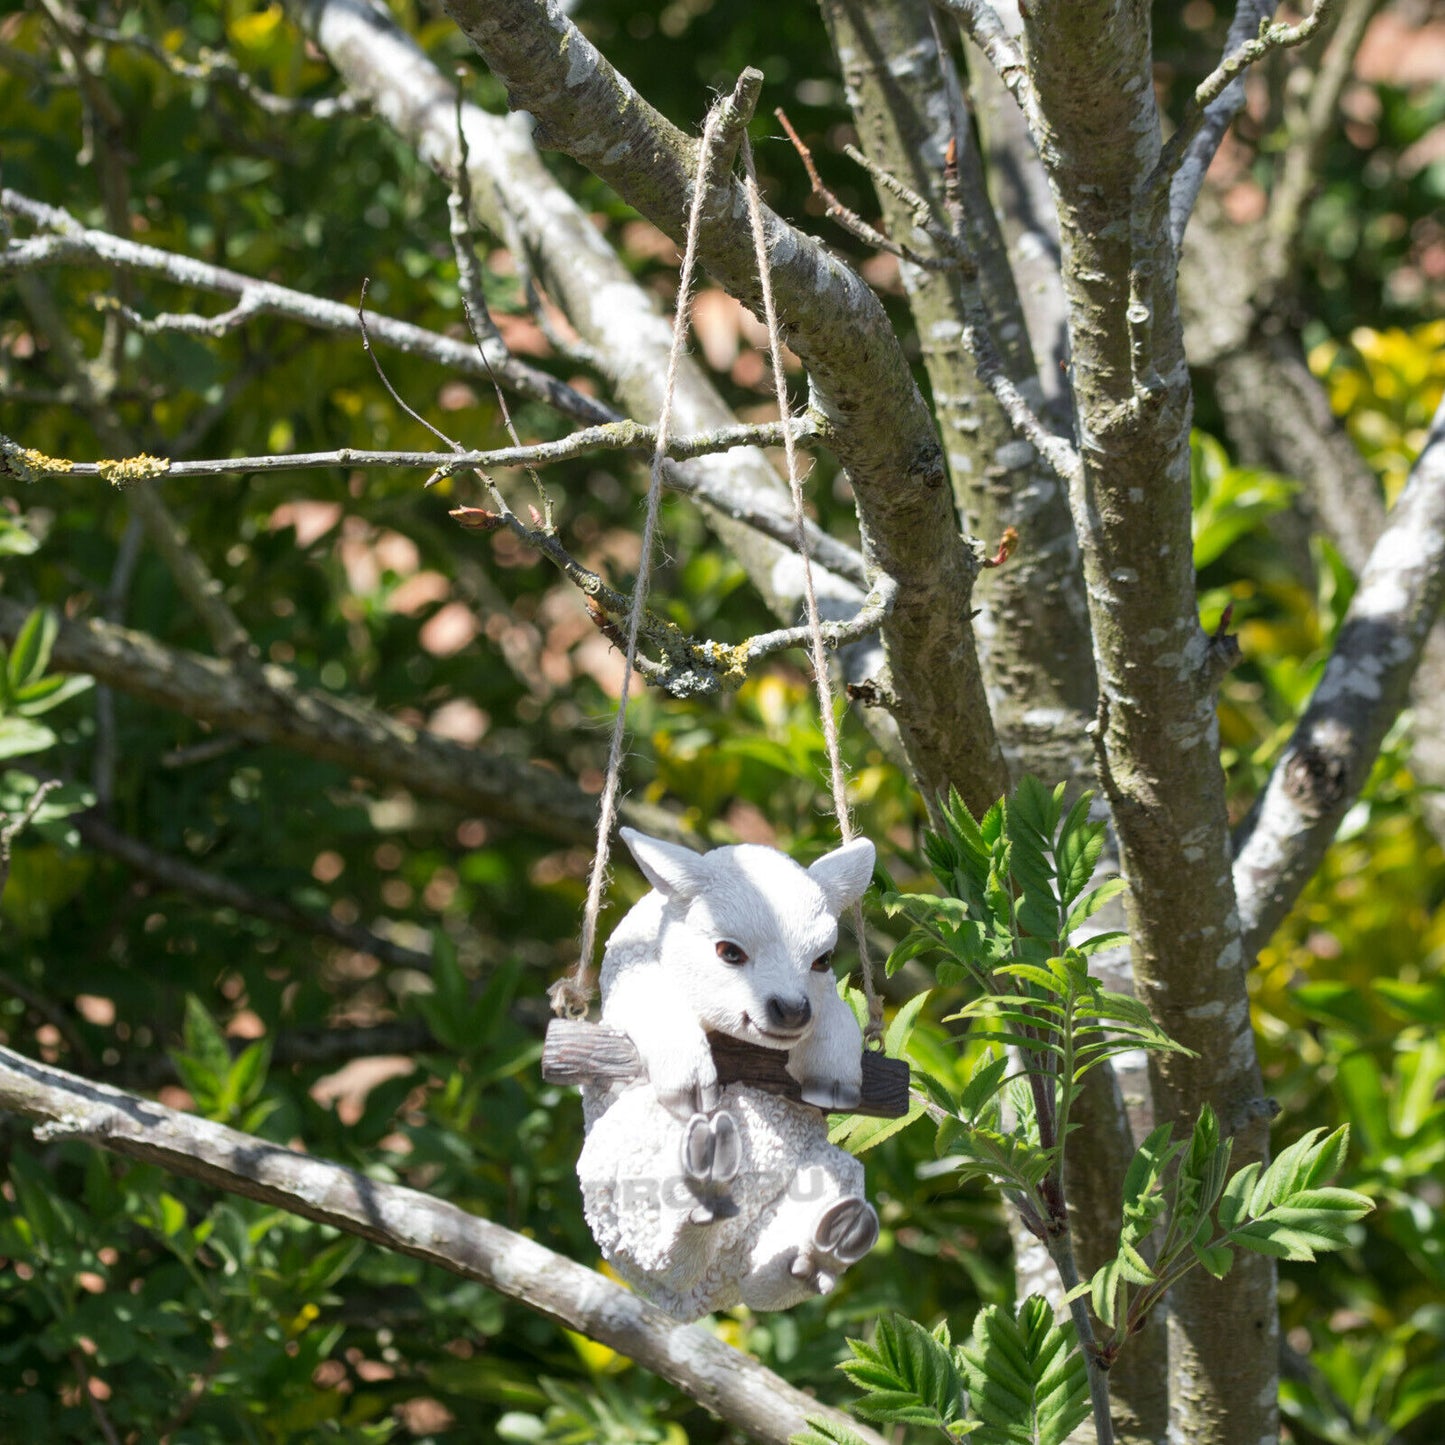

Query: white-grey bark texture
<box><xmin>4</xmin><ymin>1</ymin><xmax>1438</xmax><ymax>1443</ymax></box>
<box><xmin>0</xmin><ymin>1046</ymin><xmax>884</xmax><ymax>1445</ymax></box>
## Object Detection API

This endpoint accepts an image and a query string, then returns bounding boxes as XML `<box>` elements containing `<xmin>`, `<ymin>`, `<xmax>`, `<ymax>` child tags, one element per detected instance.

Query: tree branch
<box><xmin>1150</xmin><ymin>0</ymin><xmax>1342</xmax><ymax>242</ymax></box>
<box><xmin>1168</xmin><ymin>0</ymin><xmax>1271</xmax><ymax>250</ymax></box>
<box><xmin>0</xmin><ymin>1044</ymin><xmax>885</xmax><ymax>1445</ymax></box>
<box><xmin>1233</xmin><ymin>395</ymin><xmax>1445</xmax><ymax>958</ymax></box>
<box><xmin>0</xmin><ymin>597</ymin><xmax>689</xmax><ymax>847</ymax></box>
<box><xmin>0</xmin><ymin>188</ymin><xmax>611</xmax><ymax>430</ymax></box>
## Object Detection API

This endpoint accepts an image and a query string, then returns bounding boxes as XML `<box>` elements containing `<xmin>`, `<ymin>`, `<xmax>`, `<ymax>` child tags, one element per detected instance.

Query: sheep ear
<box><xmin>620</xmin><ymin>828</ymin><xmax>708</xmax><ymax>901</ymax></box>
<box><xmin>808</xmin><ymin>837</ymin><xmax>876</xmax><ymax>914</ymax></box>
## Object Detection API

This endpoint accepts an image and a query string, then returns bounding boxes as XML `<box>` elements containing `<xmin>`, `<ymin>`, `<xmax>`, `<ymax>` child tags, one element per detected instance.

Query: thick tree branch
<box><xmin>0</xmin><ymin>598</ymin><xmax>687</xmax><ymax>847</ymax></box>
<box><xmin>1025</xmin><ymin>4</ymin><xmax>1272</xmax><ymax>1439</ymax></box>
<box><xmin>1233</xmin><ymin>395</ymin><xmax>1445</xmax><ymax>957</ymax></box>
<box><xmin>0</xmin><ymin>1044</ymin><xmax>885</xmax><ymax>1445</ymax></box>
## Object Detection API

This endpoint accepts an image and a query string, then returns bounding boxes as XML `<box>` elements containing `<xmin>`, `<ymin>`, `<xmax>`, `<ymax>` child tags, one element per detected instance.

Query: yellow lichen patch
<box><xmin>15</xmin><ymin>448</ymin><xmax>75</xmax><ymax>477</ymax></box>
<box><xmin>96</xmin><ymin>453</ymin><xmax>171</xmax><ymax>487</ymax></box>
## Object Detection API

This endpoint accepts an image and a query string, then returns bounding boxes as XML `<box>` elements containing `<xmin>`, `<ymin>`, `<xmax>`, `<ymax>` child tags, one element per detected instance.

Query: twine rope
<box><xmin>739</xmin><ymin>133</ymin><xmax>883</xmax><ymax>1046</ymax></box>
<box><xmin>549</xmin><ymin>102</ymin><xmax>727</xmax><ymax>1020</ymax></box>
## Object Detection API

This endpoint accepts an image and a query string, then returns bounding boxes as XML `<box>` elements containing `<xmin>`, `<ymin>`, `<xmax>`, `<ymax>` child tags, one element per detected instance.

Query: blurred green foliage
<box><xmin>0</xmin><ymin>1</ymin><xmax>1441</xmax><ymax>1442</ymax></box>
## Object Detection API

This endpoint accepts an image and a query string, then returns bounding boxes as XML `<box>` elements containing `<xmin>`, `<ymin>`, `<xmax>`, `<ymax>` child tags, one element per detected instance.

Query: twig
<box><xmin>1168</xmin><ymin>1</ymin><xmax>1272</xmax><ymax>248</ymax></box>
<box><xmin>0</xmin><ymin>779</ymin><xmax>62</xmax><ymax>895</ymax></box>
<box><xmin>0</xmin><ymin>188</ymin><xmax>614</xmax><ymax>430</ymax></box>
<box><xmin>0</xmin><ymin>1043</ymin><xmax>887</xmax><ymax>1445</ymax></box>
<box><xmin>775</xmin><ymin>109</ymin><xmax>964</xmax><ymax>275</ymax></box>
<box><xmin>0</xmin><ymin>418</ymin><xmax>821</xmax><ymax>483</ymax></box>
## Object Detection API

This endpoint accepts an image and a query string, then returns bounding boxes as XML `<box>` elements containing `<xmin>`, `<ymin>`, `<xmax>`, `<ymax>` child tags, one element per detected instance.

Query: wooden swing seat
<box><xmin>542</xmin><ymin>1017</ymin><xmax>910</xmax><ymax>1118</ymax></box>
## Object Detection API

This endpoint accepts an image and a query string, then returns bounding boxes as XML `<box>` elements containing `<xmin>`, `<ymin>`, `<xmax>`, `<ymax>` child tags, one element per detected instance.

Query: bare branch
<box><xmin>776</xmin><ymin>123</ymin><xmax>1080</xmax><ymax>489</ymax></box>
<box><xmin>930</xmin><ymin>0</ymin><xmax>1041</xmax><ymax>147</ymax></box>
<box><xmin>1169</xmin><ymin>1</ymin><xmax>1271</xmax><ymax>249</ymax></box>
<box><xmin>0</xmin><ymin>597</ymin><xmax>690</xmax><ymax>847</ymax></box>
<box><xmin>0</xmin><ymin>188</ymin><xmax>612</xmax><ymax>430</ymax></box>
<box><xmin>0</xmin><ymin>1044</ymin><xmax>885</xmax><ymax>1445</ymax></box>
<box><xmin>1233</xmin><ymin>395</ymin><xmax>1445</xmax><ymax>958</ymax></box>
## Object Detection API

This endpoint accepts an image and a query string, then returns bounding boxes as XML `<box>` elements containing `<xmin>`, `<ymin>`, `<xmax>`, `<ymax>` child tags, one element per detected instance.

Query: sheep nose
<box><xmin>766</xmin><ymin>996</ymin><xmax>811</xmax><ymax>1031</ymax></box>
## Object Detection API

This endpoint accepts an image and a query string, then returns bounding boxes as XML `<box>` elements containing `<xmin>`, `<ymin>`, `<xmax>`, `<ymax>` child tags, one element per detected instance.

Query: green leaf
<box><xmin>0</xmin><ymin>716</ymin><xmax>57</xmax><ymax>760</ymax></box>
<box><xmin>832</xmin><ymin>1098</ymin><xmax>927</xmax><ymax>1154</ymax></box>
<box><xmin>1054</xmin><ymin>792</ymin><xmax>1105</xmax><ymax>909</ymax></box>
<box><xmin>7</xmin><ymin>607</ymin><xmax>57</xmax><ymax>693</ymax></box>
<box><xmin>12</xmin><ymin>672</ymin><xmax>94</xmax><ymax>716</ymax></box>
<box><xmin>1064</xmin><ymin>878</ymin><xmax>1127</xmax><ymax>935</ymax></box>
<box><xmin>791</xmin><ymin>1418</ymin><xmax>875</xmax><ymax>1445</ymax></box>
<box><xmin>885</xmin><ymin>987</ymin><xmax>932</xmax><ymax>1058</ymax></box>
<box><xmin>957</xmin><ymin>1296</ymin><xmax>1090</xmax><ymax>1445</ymax></box>
<box><xmin>838</xmin><ymin>1314</ymin><xmax>964</xmax><ymax>1431</ymax></box>
<box><xmin>958</xmin><ymin>1051</ymin><xmax>1010</xmax><ymax>1119</ymax></box>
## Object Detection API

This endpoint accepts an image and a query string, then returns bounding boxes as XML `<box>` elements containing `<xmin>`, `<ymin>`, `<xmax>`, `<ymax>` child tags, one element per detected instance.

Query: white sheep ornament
<box><xmin>544</xmin><ymin>827</ymin><xmax>901</xmax><ymax>1322</ymax></box>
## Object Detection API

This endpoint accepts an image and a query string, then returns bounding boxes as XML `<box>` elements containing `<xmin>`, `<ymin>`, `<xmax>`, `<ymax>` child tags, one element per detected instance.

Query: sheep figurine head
<box><xmin>577</xmin><ymin>829</ymin><xmax>882</xmax><ymax>1320</ymax></box>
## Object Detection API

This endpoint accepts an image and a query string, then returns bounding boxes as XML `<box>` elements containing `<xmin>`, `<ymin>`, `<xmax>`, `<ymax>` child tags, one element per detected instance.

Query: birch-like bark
<box><xmin>1234</xmin><ymin>396</ymin><xmax>1445</xmax><ymax>955</ymax></box>
<box><xmin>422</xmin><ymin>0</ymin><xmax>1006</xmax><ymax>811</ymax></box>
<box><xmin>0</xmin><ymin>1045</ymin><xmax>884</xmax><ymax>1445</ymax></box>
<box><xmin>1022</xmin><ymin>6</ymin><xmax>1272</xmax><ymax>1441</ymax></box>
<box><xmin>0</xmin><ymin>598</ymin><xmax>686</xmax><ymax>846</ymax></box>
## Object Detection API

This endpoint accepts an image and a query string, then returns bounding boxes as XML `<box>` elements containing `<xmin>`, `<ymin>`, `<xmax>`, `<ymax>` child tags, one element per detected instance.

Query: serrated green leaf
<box><xmin>885</xmin><ymin>987</ymin><xmax>932</xmax><ymax>1058</ymax></box>
<box><xmin>1055</xmin><ymin>793</ymin><xmax>1105</xmax><ymax>910</ymax></box>
<box><xmin>832</xmin><ymin>1098</ymin><xmax>926</xmax><ymax>1154</ymax></box>
<box><xmin>839</xmin><ymin>1314</ymin><xmax>964</xmax><ymax>1432</ymax></box>
<box><xmin>959</xmin><ymin>1052</ymin><xmax>1010</xmax><ymax>1118</ymax></box>
<box><xmin>1065</xmin><ymin>877</ymin><xmax>1127</xmax><ymax>934</ymax></box>
<box><xmin>1072</xmin><ymin>927</ymin><xmax>1130</xmax><ymax>956</ymax></box>
<box><xmin>958</xmin><ymin>1296</ymin><xmax>1090</xmax><ymax>1445</ymax></box>
<box><xmin>791</xmin><ymin>1416</ymin><xmax>874</xmax><ymax>1445</ymax></box>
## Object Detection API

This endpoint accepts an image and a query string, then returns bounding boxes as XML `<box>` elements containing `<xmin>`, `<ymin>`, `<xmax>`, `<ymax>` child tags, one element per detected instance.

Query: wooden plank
<box><xmin>542</xmin><ymin>1018</ymin><xmax>910</xmax><ymax>1118</ymax></box>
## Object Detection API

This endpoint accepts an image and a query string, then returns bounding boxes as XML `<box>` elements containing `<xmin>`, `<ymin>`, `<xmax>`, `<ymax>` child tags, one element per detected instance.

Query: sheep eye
<box><xmin>715</xmin><ymin>941</ymin><xmax>749</xmax><ymax>965</ymax></box>
<box><xmin>811</xmin><ymin>950</ymin><xmax>834</xmax><ymax>973</ymax></box>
